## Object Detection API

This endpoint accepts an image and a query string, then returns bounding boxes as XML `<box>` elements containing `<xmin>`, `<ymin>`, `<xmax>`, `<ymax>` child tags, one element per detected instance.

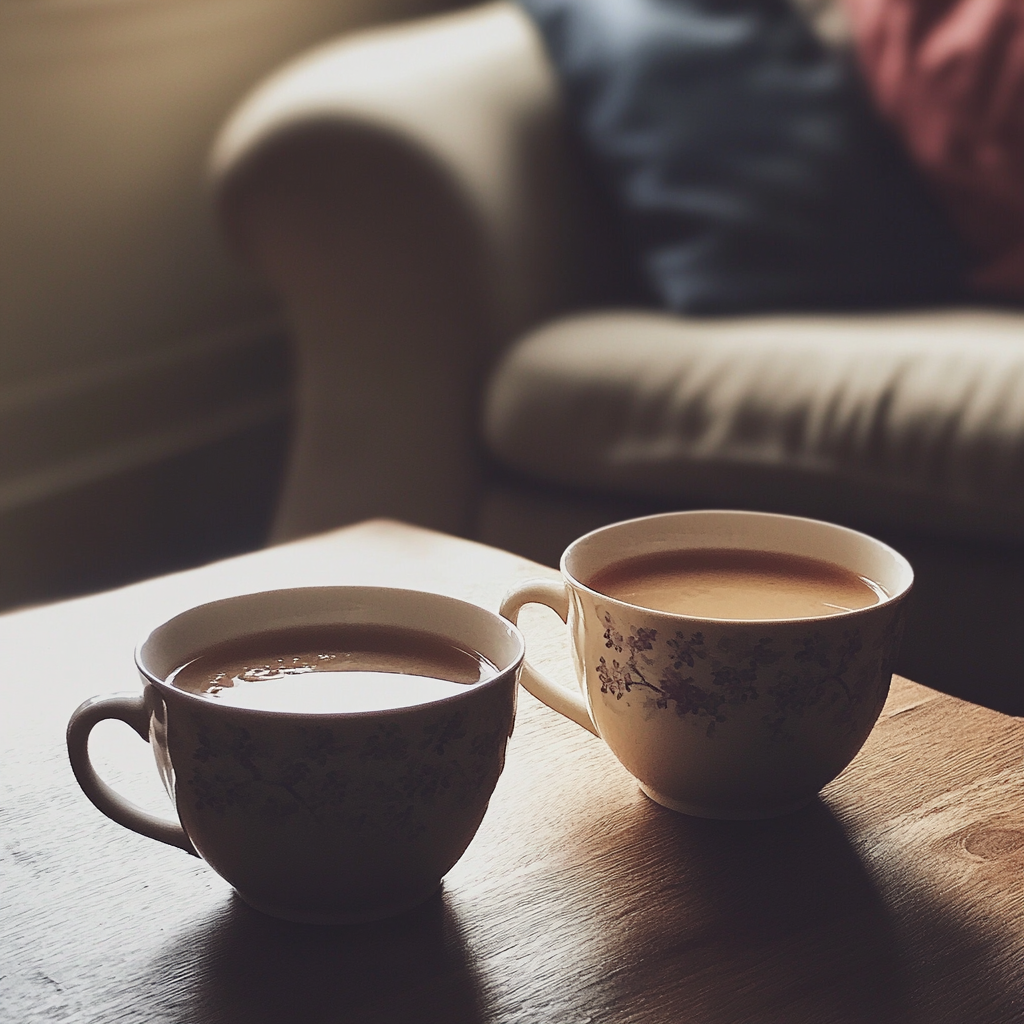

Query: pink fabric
<box><xmin>841</xmin><ymin>0</ymin><xmax>1024</xmax><ymax>296</ymax></box>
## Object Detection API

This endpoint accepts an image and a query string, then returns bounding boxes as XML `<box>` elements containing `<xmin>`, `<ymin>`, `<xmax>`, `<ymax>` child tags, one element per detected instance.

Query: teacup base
<box><xmin>638</xmin><ymin>782</ymin><xmax>817</xmax><ymax>820</ymax></box>
<box><xmin>235</xmin><ymin>881</ymin><xmax>443</xmax><ymax>926</ymax></box>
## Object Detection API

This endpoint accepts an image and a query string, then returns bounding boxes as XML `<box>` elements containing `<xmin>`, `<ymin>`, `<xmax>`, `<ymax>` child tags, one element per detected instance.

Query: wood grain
<box><xmin>3</xmin><ymin>520</ymin><xmax>1024</xmax><ymax>1023</ymax></box>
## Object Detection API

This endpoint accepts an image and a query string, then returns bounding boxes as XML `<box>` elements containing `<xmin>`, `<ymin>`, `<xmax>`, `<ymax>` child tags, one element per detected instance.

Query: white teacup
<box><xmin>67</xmin><ymin>587</ymin><xmax>525</xmax><ymax>924</ymax></box>
<box><xmin>501</xmin><ymin>511</ymin><xmax>913</xmax><ymax>819</ymax></box>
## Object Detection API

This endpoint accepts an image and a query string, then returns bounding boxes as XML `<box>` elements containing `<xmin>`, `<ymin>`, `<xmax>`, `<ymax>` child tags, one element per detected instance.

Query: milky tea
<box><xmin>168</xmin><ymin>623</ymin><xmax>498</xmax><ymax>713</ymax></box>
<box><xmin>586</xmin><ymin>548</ymin><xmax>888</xmax><ymax>620</ymax></box>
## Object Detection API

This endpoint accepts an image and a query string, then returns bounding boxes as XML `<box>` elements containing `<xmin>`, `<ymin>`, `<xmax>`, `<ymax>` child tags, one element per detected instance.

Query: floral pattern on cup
<box><xmin>180</xmin><ymin>707</ymin><xmax>508</xmax><ymax>841</ymax></box>
<box><xmin>594</xmin><ymin>604</ymin><xmax>905</xmax><ymax>740</ymax></box>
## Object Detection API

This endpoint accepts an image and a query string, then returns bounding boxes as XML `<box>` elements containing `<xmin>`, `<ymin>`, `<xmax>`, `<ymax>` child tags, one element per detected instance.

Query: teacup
<box><xmin>67</xmin><ymin>587</ymin><xmax>524</xmax><ymax>924</ymax></box>
<box><xmin>500</xmin><ymin>511</ymin><xmax>913</xmax><ymax>819</ymax></box>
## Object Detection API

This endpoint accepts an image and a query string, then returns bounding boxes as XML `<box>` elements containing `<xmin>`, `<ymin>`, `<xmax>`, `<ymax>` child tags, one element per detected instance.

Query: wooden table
<box><xmin>3</xmin><ymin>520</ymin><xmax>1024</xmax><ymax>1024</ymax></box>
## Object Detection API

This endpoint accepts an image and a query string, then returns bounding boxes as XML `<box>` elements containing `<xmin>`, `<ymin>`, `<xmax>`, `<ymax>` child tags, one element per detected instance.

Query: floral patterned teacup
<box><xmin>500</xmin><ymin>511</ymin><xmax>913</xmax><ymax>819</ymax></box>
<box><xmin>67</xmin><ymin>587</ymin><xmax>524</xmax><ymax>924</ymax></box>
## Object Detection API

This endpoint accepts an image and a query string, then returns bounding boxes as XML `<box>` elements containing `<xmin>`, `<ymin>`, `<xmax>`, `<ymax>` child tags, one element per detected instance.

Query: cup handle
<box><xmin>500</xmin><ymin>579</ymin><xmax>599</xmax><ymax>737</ymax></box>
<box><xmin>67</xmin><ymin>692</ymin><xmax>198</xmax><ymax>855</ymax></box>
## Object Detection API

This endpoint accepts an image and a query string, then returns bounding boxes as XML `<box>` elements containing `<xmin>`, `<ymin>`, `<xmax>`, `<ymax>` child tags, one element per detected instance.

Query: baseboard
<box><xmin>0</xmin><ymin>320</ymin><xmax>293</xmax><ymax>610</ymax></box>
<box><xmin>0</xmin><ymin>319</ymin><xmax>290</xmax><ymax>515</ymax></box>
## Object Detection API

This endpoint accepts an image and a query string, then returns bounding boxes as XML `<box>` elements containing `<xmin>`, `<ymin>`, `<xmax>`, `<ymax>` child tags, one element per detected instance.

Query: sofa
<box><xmin>212</xmin><ymin>1</ymin><xmax>1024</xmax><ymax>714</ymax></box>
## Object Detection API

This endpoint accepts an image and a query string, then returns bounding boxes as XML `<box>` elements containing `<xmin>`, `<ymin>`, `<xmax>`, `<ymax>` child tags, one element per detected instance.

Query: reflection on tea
<box><xmin>169</xmin><ymin>623</ymin><xmax>497</xmax><ymax>713</ymax></box>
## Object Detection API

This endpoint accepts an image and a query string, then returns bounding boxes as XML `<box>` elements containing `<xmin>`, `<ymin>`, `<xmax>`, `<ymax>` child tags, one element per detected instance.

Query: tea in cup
<box><xmin>500</xmin><ymin>511</ymin><xmax>913</xmax><ymax>819</ymax></box>
<box><xmin>68</xmin><ymin>587</ymin><xmax>524</xmax><ymax>924</ymax></box>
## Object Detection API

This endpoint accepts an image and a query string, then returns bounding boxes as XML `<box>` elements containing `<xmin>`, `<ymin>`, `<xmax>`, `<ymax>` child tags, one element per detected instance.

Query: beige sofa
<box><xmin>213</xmin><ymin>1</ymin><xmax>1024</xmax><ymax>713</ymax></box>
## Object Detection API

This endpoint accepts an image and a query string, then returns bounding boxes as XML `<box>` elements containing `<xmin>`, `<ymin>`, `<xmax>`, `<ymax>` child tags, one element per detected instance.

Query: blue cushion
<box><xmin>519</xmin><ymin>0</ymin><xmax>965</xmax><ymax>313</ymax></box>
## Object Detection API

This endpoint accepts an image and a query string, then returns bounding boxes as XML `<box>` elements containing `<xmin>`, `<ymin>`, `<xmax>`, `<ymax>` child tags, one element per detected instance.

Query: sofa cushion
<box><xmin>841</xmin><ymin>0</ymin><xmax>1024</xmax><ymax>299</ymax></box>
<box><xmin>517</xmin><ymin>0</ymin><xmax>964</xmax><ymax>314</ymax></box>
<box><xmin>483</xmin><ymin>310</ymin><xmax>1024</xmax><ymax>544</ymax></box>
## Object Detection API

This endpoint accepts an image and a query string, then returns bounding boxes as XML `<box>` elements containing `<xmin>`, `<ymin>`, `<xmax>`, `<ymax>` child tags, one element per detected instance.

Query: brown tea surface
<box><xmin>586</xmin><ymin>548</ymin><xmax>885</xmax><ymax>620</ymax></box>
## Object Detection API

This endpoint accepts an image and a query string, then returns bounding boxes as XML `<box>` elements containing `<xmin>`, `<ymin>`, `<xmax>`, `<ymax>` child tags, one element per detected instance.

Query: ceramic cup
<box><xmin>67</xmin><ymin>587</ymin><xmax>524</xmax><ymax>924</ymax></box>
<box><xmin>500</xmin><ymin>511</ymin><xmax>913</xmax><ymax>819</ymax></box>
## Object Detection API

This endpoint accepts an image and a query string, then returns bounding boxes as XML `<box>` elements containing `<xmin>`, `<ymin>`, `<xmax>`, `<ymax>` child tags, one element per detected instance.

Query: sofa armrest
<box><xmin>211</xmin><ymin>2</ymin><xmax>592</xmax><ymax>541</ymax></box>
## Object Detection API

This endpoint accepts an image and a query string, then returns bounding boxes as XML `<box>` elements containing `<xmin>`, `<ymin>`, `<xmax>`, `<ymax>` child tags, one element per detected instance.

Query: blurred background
<box><xmin>8</xmin><ymin>0</ymin><xmax>1024</xmax><ymax>720</ymax></box>
<box><xmin>0</xmin><ymin>0</ymin><xmax>458</xmax><ymax>610</ymax></box>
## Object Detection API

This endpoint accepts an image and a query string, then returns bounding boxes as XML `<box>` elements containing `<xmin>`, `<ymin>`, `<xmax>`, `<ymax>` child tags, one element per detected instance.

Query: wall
<box><xmin>0</xmin><ymin>0</ymin><xmax>456</xmax><ymax>607</ymax></box>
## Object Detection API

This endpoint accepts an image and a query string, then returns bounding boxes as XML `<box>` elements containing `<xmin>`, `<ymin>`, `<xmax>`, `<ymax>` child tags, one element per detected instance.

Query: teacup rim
<box><xmin>559</xmin><ymin>509</ymin><xmax>914</xmax><ymax>626</ymax></box>
<box><xmin>135</xmin><ymin>585</ymin><xmax>525</xmax><ymax>719</ymax></box>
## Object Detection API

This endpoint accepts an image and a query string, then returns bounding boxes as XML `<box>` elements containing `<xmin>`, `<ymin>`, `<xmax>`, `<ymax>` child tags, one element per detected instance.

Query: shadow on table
<box><xmin>549</xmin><ymin>797</ymin><xmax>1023</xmax><ymax>1024</ymax></box>
<box><xmin>167</xmin><ymin>888</ymin><xmax>486</xmax><ymax>1024</ymax></box>
<box><xmin>153</xmin><ymin>796</ymin><xmax>1024</xmax><ymax>1023</ymax></box>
